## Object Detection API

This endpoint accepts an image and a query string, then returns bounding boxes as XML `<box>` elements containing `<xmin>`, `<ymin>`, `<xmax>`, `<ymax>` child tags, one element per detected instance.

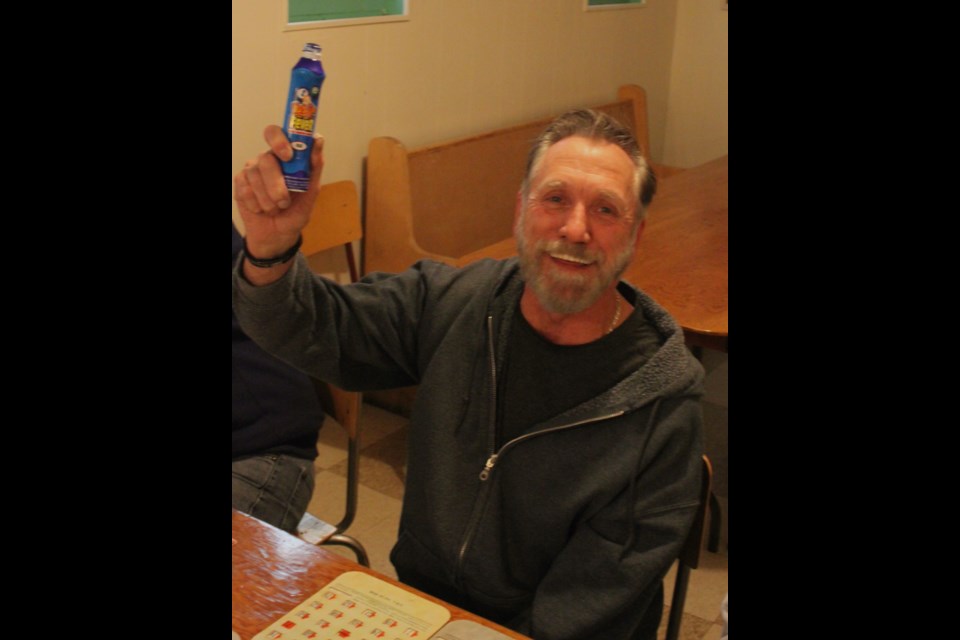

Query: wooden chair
<box><xmin>300</xmin><ymin>179</ymin><xmax>363</xmax><ymax>282</ymax></box>
<box><xmin>616</xmin><ymin>84</ymin><xmax>685</xmax><ymax>180</ymax></box>
<box><xmin>294</xmin><ymin>180</ymin><xmax>369</xmax><ymax>566</ymax></box>
<box><xmin>665</xmin><ymin>455</ymin><xmax>714</xmax><ymax>640</ymax></box>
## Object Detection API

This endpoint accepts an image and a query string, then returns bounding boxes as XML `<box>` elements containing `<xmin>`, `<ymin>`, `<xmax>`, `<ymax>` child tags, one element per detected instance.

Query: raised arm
<box><xmin>234</xmin><ymin>125</ymin><xmax>325</xmax><ymax>286</ymax></box>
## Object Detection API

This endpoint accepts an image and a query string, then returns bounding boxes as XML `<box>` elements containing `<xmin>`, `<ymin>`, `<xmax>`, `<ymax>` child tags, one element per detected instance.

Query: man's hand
<box><xmin>234</xmin><ymin>125</ymin><xmax>325</xmax><ymax>261</ymax></box>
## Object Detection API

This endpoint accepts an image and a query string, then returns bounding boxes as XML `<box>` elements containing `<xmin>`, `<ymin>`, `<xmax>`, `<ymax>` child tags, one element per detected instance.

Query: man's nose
<box><xmin>559</xmin><ymin>203</ymin><xmax>590</xmax><ymax>243</ymax></box>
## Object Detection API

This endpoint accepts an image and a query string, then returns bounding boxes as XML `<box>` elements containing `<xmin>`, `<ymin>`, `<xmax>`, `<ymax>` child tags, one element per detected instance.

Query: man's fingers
<box><xmin>311</xmin><ymin>133</ymin><xmax>325</xmax><ymax>166</ymax></box>
<box><xmin>264</xmin><ymin>125</ymin><xmax>293</xmax><ymax>162</ymax></box>
<box><xmin>305</xmin><ymin>133</ymin><xmax>326</xmax><ymax>193</ymax></box>
<box><xmin>234</xmin><ymin>171</ymin><xmax>261</xmax><ymax>216</ymax></box>
<box><xmin>256</xmin><ymin>151</ymin><xmax>291</xmax><ymax>209</ymax></box>
<box><xmin>243</xmin><ymin>160</ymin><xmax>280</xmax><ymax>214</ymax></box>
<box><xmin>237</xmin><ymin>150</ymin><xmax>293</xmax><ymax>214</ymax></box>
<box><xmin>237</xmin><ymin>126</ymin><xmax>322</xmax><ymax>216</ymax></box>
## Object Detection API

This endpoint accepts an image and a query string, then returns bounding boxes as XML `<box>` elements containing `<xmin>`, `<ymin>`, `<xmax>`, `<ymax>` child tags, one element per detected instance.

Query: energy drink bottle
<box><xmin>281</xmin><ymin>43</ymin><xmax>326</xmax><ymax>192</ymax></box>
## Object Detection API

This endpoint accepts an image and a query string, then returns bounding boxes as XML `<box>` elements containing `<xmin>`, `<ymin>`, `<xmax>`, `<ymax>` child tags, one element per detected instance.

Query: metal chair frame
<box><xmin>294</xmin><ymin>180</ymin><xmax>369</xmax><ymax>566</ymax></box>
<box><xmin>665</xmin><ymin>455</ymin><xmax>715</xmax><ymax>640</ymax></box>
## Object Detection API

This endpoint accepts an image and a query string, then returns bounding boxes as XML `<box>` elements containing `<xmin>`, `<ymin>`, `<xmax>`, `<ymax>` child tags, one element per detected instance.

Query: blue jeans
<box><xmin>232</xmin><ymin>454</ymin><xmax>315</xmax><ymax>533</ymax></box>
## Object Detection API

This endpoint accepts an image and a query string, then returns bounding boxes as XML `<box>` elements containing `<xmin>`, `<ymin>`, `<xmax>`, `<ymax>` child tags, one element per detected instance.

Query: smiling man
<box><xmin>233</xmin><ymin>109</ymin><xmax>704</xmax><ymax>640</ymax></box>
<box><xmin>515</xmin><ymin>113</ymin><xmax>653</xmax><ymax>341</ymax></box>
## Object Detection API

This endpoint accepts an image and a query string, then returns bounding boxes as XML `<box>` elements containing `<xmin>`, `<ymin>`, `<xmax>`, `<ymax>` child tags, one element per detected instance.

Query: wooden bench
<box><xmin>362</xmin><ymin>84</ymin><xmax>680</xmax><ymax>277</ymax></box>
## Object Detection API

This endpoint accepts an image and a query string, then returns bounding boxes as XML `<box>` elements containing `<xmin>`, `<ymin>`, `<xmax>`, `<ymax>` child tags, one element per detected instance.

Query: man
<box><xmin>233</xmin><ymin>109</ymin><xmax>704</xmax><ymax>639</ymax></box>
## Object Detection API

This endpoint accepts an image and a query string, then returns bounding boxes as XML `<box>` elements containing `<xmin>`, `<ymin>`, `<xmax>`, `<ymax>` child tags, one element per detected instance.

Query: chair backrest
<box><xmin>302</xmin><ymin>179</ymin><xmax>363</xmax><ymax>282</ymax></box>
<box><xmin>312</xmin><ymin>378</ymin><xmax>361</xmax><ymax>442</ymax></box>
<box><xmin>302</xmin><ymin>180</ymin><xmax>363</xmax><ymax>255</ymax></box>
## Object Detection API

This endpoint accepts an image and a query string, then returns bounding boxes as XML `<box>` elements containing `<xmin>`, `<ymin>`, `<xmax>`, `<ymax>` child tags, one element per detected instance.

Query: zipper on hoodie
<box><xmin>455</xmin><ymin>317</ymin><xmax>628</xmax><ymax>585</ymax></box>
<box><xmin>477</xmin><ymin>410</ymin><xmax>626</xmax><ymax>480</ymax></box>
<box><xmin>455</xmin><ymin>408</ymin><xmax>627</xmax><ymax>585</ymax></box>
<box><xmin>454</xmin><ymin>315</ymin><xmax>500</xmax><ymax>584</ymax></box>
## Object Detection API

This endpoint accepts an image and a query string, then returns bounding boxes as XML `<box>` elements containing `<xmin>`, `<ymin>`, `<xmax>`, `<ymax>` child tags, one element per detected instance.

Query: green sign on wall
<box><xmin>289</xmin><ymin>0</ymin><xmax>405</xmax><ymax>24</ymax></box>
<box><xmin>588</xmin><ymin>0</ymin><xmax>645</xmax><ymax>6</ymax></box>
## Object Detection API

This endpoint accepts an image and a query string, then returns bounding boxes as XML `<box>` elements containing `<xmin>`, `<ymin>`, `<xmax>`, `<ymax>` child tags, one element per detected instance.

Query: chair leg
<box><xmin>345</xmin><ymin>245</ymin><xmax>359</xmax><ymax>283</ymax></box>
<box><xmin>665</xmin><ymin>563</ymin><xmax>691</xmax><ymax>640</ymax></box>
<box><xmin>707</xmin><ymin>490</ymin><xmax>723</xmax><ymax>552</ymax></box>
<box><xmin>334</xmin><ymin>420</ymin><xmax>361</xmax><ymax>533</ymax></box>
<box><xmin>324</xmin><ymin>533</ymin><xmax>370</xmax><ymax>567</ymax></box>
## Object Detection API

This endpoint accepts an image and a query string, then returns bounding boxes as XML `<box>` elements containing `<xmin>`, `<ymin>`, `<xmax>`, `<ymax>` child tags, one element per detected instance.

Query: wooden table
<box><xmin>454</xmin><ymin>155</ymin><xmax>729</xmax><ymax>352</ymax></box>
<box><xmin>625</xmin><ymin>155</ymin><xmax>728</xmax><ymax>352</ymax></box>
<box><xmin>232</xmin><ymin>510</ymin><xmax>530</xmax><ymax>639</ymax></box>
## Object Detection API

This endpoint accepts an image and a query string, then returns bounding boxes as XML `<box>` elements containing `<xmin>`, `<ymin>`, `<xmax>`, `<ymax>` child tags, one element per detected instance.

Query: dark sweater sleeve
<box><xmin>233</xmin><ymin>252</ymin><xmax>435</xmax><ymax>391</ymax></box>
<box><xmin>519</xmin><ymin>395</ymin><xmax>704</xmax><ymax>639</ymax></box>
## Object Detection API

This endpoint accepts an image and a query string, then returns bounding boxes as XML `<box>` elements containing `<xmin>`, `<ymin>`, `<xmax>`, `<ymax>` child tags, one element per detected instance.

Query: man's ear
<box><xmin>514</xmin><ymin>191</ymin><xmax>523</xmax><ymax>229</ymax></box>
<box><xmin>633</xmin><ymin>218</ymin><xmax>646</xmax><ymax>250</ymax></box>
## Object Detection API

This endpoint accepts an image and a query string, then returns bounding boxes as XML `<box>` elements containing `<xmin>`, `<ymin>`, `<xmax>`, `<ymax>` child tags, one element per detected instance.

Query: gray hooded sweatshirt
<box><xmin>233</xmin><ymin>255</ymin><xmax>705</xmax><ymax>640</ymax></box>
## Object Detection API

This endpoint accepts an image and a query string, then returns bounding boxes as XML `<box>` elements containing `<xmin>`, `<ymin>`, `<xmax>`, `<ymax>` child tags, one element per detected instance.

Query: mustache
<box><xmin>537</xmin><ymin>240</ymin><xmax>603</xmax><ymax>264</ymax></box>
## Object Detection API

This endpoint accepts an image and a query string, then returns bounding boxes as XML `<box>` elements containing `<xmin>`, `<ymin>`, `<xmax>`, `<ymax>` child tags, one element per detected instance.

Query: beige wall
<box><xmin>663</xmin><ymin>0</ymin><xmax>728</xmax><ymax>166</ymax></box>
<box><xmin>233</xmin><ymin>0</ymin><xmax>682</xmax><ymax>228</ymax></box>
<box><xmin>233</xmin><ymin>0</ymin><xmax>728</xmax><ymax>271</ymax></box>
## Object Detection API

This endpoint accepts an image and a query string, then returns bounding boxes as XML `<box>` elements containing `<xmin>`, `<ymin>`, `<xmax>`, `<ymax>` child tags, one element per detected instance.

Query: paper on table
<box><xmin>431</xmin><ymin>619</ymin><xmax>516</xmax><ymax>639</ymax></box>
<box><xmin>253</xmin><ymin>571</ymin><xmax>451</xmax><ymax>640</ymax></box>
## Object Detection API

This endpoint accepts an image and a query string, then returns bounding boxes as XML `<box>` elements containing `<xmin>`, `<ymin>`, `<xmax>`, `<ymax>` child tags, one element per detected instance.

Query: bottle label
<box><xmin>287</xmin><ymin>86</ymin><xmax>319</xmax><ymax>138</ymax></box>
<box><xmin>281</xmin><ymin>63</ymin><xmax>325</xmax><ymax>192</ymax></box>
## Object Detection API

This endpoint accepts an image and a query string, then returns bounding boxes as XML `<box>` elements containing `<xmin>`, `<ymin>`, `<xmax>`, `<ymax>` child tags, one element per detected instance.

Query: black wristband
<box><xmin>242</xmin><ymin>235</ymin><xmax>303</xmax><ymax>268</ymax></box>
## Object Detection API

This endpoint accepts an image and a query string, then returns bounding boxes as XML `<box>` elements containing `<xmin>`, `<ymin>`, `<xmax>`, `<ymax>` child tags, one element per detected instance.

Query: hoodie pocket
<box><xmin>390</xmin><ymin>529</ymin><xmax>454</xmax><ymax>586</ymax></box>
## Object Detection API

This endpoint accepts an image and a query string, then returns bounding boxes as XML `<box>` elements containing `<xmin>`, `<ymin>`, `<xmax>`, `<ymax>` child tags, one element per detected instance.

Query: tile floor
<box><xmin>307</xmin><ymin>349</ymin><xmax>728</xmax><ymax>640</ymax></box>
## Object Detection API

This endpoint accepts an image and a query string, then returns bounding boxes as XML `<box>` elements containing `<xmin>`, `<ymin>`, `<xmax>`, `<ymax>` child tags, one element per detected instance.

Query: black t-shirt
<box><xmin>497</xmin><ymin>294</ymin><xmax>663</xmax><ymax>447</ymax></box>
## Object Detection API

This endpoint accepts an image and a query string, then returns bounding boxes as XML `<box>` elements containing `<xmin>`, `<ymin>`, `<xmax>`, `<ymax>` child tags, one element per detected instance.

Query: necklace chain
<box><xmin>606</xmin><ymin>294</ymin><xmax>622</xmax><ymax>335</ymax></box>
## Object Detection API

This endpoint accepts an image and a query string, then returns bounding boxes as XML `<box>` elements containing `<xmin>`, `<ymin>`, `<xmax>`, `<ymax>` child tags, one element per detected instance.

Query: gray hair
<box><xmin>522</xmin><ymin>108</ymin><xmax>657</xmax><ymax>223</ymax></box>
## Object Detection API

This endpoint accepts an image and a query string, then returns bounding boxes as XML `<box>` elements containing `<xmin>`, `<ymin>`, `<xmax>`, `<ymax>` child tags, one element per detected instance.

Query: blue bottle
<box><xmin>281</xmin><ymin>43</ymin><xmax>326</xmax><ymax>192</ymax></box>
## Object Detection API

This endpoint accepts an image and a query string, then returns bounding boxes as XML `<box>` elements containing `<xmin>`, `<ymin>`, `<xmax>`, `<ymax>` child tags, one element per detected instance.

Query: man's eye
<box><xmin>542</xmin><ymin>195</ymin><xmax>567</xmax><ymax>209</ymax></box>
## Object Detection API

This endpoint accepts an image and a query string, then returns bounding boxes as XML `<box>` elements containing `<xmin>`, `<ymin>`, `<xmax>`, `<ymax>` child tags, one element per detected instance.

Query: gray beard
<box><xmin>515</xmin><ymin>223</ymin><xmax>635</xmax><ymax>315</ymax></box>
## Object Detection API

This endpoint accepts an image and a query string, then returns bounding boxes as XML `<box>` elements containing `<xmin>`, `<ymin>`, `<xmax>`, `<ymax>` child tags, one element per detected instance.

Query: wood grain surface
<box><xmin>232</xmin><ymin>510</ymin><xmax>530</xmax><ymax>639</ymax></box>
